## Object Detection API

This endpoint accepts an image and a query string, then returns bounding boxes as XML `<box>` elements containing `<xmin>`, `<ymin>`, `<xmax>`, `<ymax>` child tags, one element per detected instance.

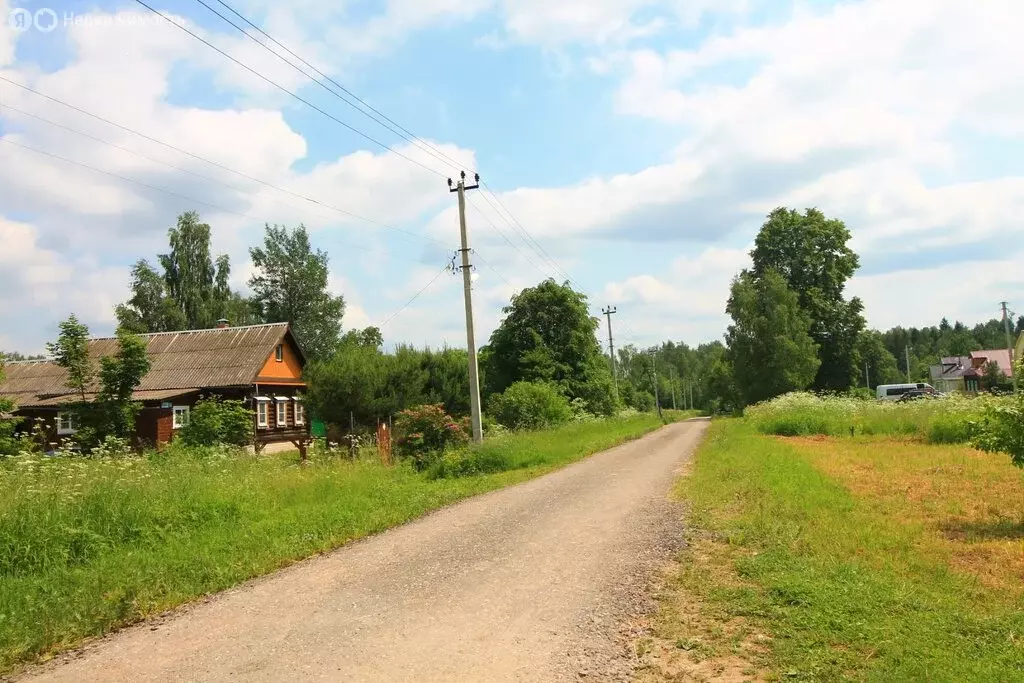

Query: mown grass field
<box><xmin>638</xmin><ymin>419</ymin><xmax>1024</xmax><ymax>682</ymax></box>
<box><xmin>0</xmin><ymin>411</ymin><xmax>692</xmax><ymax>676</ymax></box>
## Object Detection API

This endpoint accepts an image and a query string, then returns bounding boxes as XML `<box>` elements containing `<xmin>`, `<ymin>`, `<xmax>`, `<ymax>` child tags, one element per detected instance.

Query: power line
<box><xmin>378</xmin><ymin>263</ymin><xmax>452</xmax><ymax>329</ymax></box>
<box><xmin>132</xmin><ymin>0</ymin><xmax>449</xmax><ymax>179</ymax></box>
<box><xmin>0</xmin><ymin>76</ymin><xmax>444</xmax><ymax>246</ymax></box>
<box><xmin>201</xmin><ymin>0</ymin><xmax>468</xmax><ymax>176</ymax></box>
<box><xmin>190</xmin><ymin>0</ymin><xmax>571</xmax><ymax>283</ymax></box>
<box><xmin>0</xmin><ymin>136</ymin><xmax>384</xmax><ymax>252</ymax></box>
<box><xmin>466</xmin><ymin>194</ymin><xmax>550</xmax><ymax>280</ymax></box>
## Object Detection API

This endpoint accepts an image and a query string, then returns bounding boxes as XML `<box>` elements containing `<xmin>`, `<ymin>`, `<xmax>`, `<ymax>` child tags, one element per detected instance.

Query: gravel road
<box><xmin>22</xmin><ymin>419</ymin><xmax>708</xmax><ymax>683</ymax></box>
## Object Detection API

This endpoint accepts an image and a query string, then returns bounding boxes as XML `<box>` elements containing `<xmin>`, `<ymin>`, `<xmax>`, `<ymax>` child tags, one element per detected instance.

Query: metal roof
<box><xmin>0</xmin><ymin>323</ymin><xmax>294</xmax><ymax>409</ymax></box>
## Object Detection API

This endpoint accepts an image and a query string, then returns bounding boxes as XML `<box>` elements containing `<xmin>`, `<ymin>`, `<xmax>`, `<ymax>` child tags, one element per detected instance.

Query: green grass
<box><xmin>0</xmin><ymin>412</ymin><xmax>679</xmax><ymax>675</ymax></box>
<box><xmin>743</xmin><ymin>391</ymin><xmax>999</xmax><ymax>443</ymax></box>
<box><xmin>664</xmin><ymin>419</ymin><xmax>1024</xmax><ymax>681</ymax></box>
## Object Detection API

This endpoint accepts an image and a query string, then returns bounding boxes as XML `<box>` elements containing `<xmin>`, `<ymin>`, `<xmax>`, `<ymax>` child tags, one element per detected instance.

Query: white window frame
<box><xmin>56</xmin><ymin>411</ymin><xmax>77</xmax><ymax>435</ymax></box>
<box><xmin>293</xmin><ymin>398</ymin><xmax>305</xmax><ymax>426</ymax></box>
<box><xmin>275</xmin><ymin>397</ymin><xmax>288</xmax><ymax>427</ymax></box>
<box><xmin>255</xmin><ymin>397</ymin><xmax>270</xmax><ymax>429</ymax></box>
<box><xmin>172</xmin><ymin>405</ymin><xmax>190</xmax><ymax>430</ymax></box>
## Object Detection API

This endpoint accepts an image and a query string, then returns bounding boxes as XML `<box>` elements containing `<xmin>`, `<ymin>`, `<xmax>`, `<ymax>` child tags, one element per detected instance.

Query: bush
<box><xmin>489</xmin><ymin>382</ymin><xmax>573</xmax><ymax>431</ymax></box>
<box><xmin>973</xmin><ymin>361</ymin><xmax>1024</xmax><ymax>465</ymax></box>
<box><xmin>179</xmin><ymin>398</ymin><xmax>253</xmax><ymax>448</ymax></box>
<box><xmin>394</xmin><ymin>404</ymin><xmax>468</xmax><ymax>470</ymax></box>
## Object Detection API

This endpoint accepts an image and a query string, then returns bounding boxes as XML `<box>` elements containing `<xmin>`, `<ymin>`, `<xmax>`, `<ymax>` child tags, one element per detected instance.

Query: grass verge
<box><xmin>639</xmin><ymin>419</ymin><xmax>1024</xmax><ymax>682</ymax></box>
<box><xmin>0</xmin><ymin>412</ymin><xmax>684</xmax><ymax>676</ymax></box>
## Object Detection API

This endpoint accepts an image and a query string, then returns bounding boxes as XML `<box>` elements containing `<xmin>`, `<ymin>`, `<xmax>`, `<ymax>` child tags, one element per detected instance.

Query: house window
<box><xmin>256</xmin><ymin>398</ymin><xmax>270</xmax><ymax>429</ymax></box>
<box><xmin>276</xmin><ymin>400</ymin><xmax>288</xmax><ymax>427</ymax></box>
<box><xmin>275</xmin><ymin>344</ymin><xmax>284</xmax><ymax>362</ymax></box>
<box><xmin>57</xmin><ymin>412</ymin><xmax>77</xmax><ymax>435</ymax></box>
<box><xmin>172</xmin><ymin>406</ymin><xmax>190</xmax><ymax>429</ymax></box>
<box><xmin>293</xmin><ymin>399</ymin><xmax>305</xmax><ymax>426</ymax></box>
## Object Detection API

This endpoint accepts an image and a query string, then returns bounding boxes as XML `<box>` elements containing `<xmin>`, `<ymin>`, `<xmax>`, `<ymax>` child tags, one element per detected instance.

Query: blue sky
<box><xmin>2</xmin><ymin>0</ymin><xmax>1023</xmax><ymax>354</ymax></box>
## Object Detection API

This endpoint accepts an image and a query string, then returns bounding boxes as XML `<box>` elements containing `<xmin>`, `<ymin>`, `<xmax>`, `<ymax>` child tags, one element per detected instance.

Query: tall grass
<box><xmin>0</xmin><ymin>412</ymin><xmax>678</xmax><ymax>674</ymax></box>
<box><xmin>665</xmin><ymin>420</ymin><xmax>1024</xmax><ymax>680</ymax></box>
<box><xmin>744</xmin><ymin>391</ymin><xmax>1004</xmax><ymax>443</ymax></box>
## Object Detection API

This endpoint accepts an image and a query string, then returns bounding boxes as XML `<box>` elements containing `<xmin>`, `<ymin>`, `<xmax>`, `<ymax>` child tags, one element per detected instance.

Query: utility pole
<box><xmin>670</xmin><ymin>368</ymin><xmax>677</xmax><ymax>410</ymax></box>
<box><xmin>905</xmin><ymin>345</ymin><xmax>912</xmax><ymax>383</ymax></box>
<box><xmin>449</xmin><ymin>171</ymin><xmax>483</xmax><ymax>443</ymax></box>
<box><xmin>651</xmin><ymin>352</ymin><xmax>662</xmax><ymax>419</ymax></box>
<box><xmin>602</xmin><ymin>306</ymin><xmax>618</xmax><ymax>400</ymax></box>
<box><xmin>864</xmin><ymin>361</ymin><xmax>870</xmax><ymax>390</ymax></box>
<box><xmin>1002</xmin><ymin>301</ymin><xmax>1018</xmax><ymax>392</ymax></box>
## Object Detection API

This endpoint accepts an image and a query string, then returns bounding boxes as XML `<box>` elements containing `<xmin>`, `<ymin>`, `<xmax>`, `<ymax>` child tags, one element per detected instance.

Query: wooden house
<box><xmin>0</xmin><ymin>322</ymin><xmax>310</xmax><ymax>454</ymax></box>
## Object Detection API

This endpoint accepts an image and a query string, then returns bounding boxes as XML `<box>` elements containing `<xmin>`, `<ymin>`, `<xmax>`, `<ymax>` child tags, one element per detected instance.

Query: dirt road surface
<box><xmin>21</xmin><ymin>419</ymin><xmax>708</xmax><ymax>683</ymax></box>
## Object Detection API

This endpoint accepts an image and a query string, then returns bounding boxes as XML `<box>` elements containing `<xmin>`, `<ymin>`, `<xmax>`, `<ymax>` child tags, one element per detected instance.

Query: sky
<box><xmin>1</xmin><ymin>0</ymin><xmax>1023</xmax><ymax>354</ymax></box>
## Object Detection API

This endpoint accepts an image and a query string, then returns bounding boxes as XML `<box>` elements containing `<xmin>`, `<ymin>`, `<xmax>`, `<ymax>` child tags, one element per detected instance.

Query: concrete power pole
<box><xmin>651</xmin><ymin>352</ymin><xmax>662</xmax><ymax>419</ymax></box>
<box><xmin>1002</xmin><ymin>301</ymin><xmax>1018</xmax><ymax>392</ymax></box>
<box><xmin>905</xmin><ymin>345</ymin><xmax>912</xmax><ymax>383</ymax></box>
<box><xmin>602</xmin><ymin>306</ymin><xmax>617</xmax><ymax>400</ymax></box>
<box><xmin>449</xmin><ymin>171</ymin><xmax>483</xmax><ymax>443</ymax></box>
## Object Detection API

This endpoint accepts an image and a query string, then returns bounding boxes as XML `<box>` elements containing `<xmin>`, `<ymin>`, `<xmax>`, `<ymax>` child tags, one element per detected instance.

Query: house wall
<box><xmin>256</xmin><ymin>338</ymin><xmax>304</xmax><ymax>383</ymax></box>
<box><xmin>254</xmin><ymin>385</ymin><xmax>309</xmax><ymax>447</ymax></box>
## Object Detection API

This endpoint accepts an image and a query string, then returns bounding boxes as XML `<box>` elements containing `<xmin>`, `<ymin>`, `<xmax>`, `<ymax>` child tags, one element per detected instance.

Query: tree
<box><xmin>854</xmin><ymin>330</ymin><xmax>902</xmax><ymax>388</ymax></box>
<box><xmin>249</xmin><ymin>224</ymin><xmax>345</xmax><ymax>360</ymax></box>
<box><xmin>95</xmin><ymin>329</ymin><xmax>151</xmax><ymax>439</ymax></box>
<box><xmin>982</xmin><ymin>361</ymin><xmax>1009</xmax><ymax>392</ymax></box>
<box><xmin>484</xmin><ymin>279</ymin><xmax>616</xmax><ymax>415</ymax></box>
<box><xmin>750</xmin><ymin>207</ymin><xmax>865</xmax><ymax>391</ymax></box>
<box><xmin>726</xmin><ymin>270</ymin><xmax>820</xmax><ymax>405</ymax></box>
<box><xmin>159</xmin><ymin>211</ymin><xmax>229</xmax><ymax>329</ymax></box>
<box><xmin>46</xmin><ymin>315</ymin><xmax>93</xmax><ymax>401</ymax></box>
<box><xmin>340</xmin><ymin>326</ymin><xmax>383</xmax><ymax>350</ymax></box>
<box><xmin>115</xmin><ymin>260</ymin><xmax>187</xmax><ymax>333</ymax></box>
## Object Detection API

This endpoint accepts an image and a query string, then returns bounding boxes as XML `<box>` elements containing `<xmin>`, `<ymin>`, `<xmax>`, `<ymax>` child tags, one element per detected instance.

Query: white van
<box><xmin>876</xmin><ymin>383</ymin><xmax>936</xmax><ymax>401</ymax></box>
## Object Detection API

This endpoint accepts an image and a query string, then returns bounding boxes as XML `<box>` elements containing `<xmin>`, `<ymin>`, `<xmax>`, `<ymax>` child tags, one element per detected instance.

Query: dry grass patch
<box><xmin>789</xmin><ymin>436</ymin><xmax>1024</xmax><ymax>595</ymax></box>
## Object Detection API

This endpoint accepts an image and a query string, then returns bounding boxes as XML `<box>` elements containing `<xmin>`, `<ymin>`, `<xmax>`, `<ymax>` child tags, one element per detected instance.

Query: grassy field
<box><xmin>0</xmin><ymin>411</ymin><xmax>690</xmax><ymax>675</ymax></box>
<box><xmin>638</xmin><ymin>419</ymin><xmax>1024</xmax><ymax>682</ymax></box>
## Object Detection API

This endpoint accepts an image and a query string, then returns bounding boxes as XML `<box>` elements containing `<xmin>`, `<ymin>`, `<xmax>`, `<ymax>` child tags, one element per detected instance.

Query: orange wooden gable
<box><xmin>256</xmin><ymin>333</ymin><xmax>305</xmax><ymax>385</ymax></box>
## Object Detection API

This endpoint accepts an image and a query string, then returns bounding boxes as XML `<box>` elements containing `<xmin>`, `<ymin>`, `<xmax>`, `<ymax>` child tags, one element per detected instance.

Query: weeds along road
<box><xmin>22</xmin><ymin>419</ymin><xmax>708</xmax><ymax>683</ymax></box>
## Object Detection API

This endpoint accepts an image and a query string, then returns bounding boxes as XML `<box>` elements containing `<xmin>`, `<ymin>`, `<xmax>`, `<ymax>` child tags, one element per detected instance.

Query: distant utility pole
<box><xmin>449</xmin><ymin>171</ymin><xmax>483</xmax><ymax>443</ymax></box>
<box><xmin>670</xmin><ymin>368</ymin><xmax>677</xmax><ymax>410</ymax></box>
<box><xmin>602</xmin><ymin>306</ymin><xmax>618</xmax><ymax>399</ymax></box>
<box><xmin>651</xmin><ymin>352</ymin><xmax>662</xmax><ymax>419</ymax></box>
<box><xmin>905</xmin><ymin>345</ymin><xmax>912</xmax><ymax>383</ymax></box>
<box><xmin>864</xmin><ymin>361</ymin><xmax>870</xmax><ymax>390</ymax></box>
<box><xmin>1002</xmin><ymin>301</ymin><xmax>1019</xmax><ymax>392</ymax></box>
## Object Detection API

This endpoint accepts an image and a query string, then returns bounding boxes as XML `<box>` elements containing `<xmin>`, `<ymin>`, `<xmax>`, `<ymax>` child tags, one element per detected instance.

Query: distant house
<box><xmin>929</xmin><ymin>356</ymin><xmax>974</xmax><ymax>393</ymax></box>
<box><xmin>0</xmin><ymin>322</ymin><xmax>310</xmax><ymax>453</ymax></box>
<box><xmin>929</xmin><ymin>349</ymin><xmax>1014</xmax><ymax>393</ymax></box>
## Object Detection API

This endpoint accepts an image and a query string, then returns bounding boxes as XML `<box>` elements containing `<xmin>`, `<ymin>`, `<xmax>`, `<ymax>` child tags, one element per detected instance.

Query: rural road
<box><xmin>23</xmin><ymin>419</ymin><xmax>708</xmax><ymax>683</ymax></box>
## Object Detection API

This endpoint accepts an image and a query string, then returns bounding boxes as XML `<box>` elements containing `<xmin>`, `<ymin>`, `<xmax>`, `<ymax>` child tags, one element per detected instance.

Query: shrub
<box><xmin>973</xmin><ymin>360</ymin><xmax>1024</xmax><ymax>466</ymax></box>
<box><xmin>394</xmin><ymin>404</ymin><xmax>468</xmax><ymax>470</ymax></box>
<box><xmin>489</xmin><ymin>382</ymin><xmax>573</xmax><ymax>431</ymax></box>
<box><xmin>179</xmin><ymin>398</ymin><xmax>253</xmax><ymax>448</ymax></box>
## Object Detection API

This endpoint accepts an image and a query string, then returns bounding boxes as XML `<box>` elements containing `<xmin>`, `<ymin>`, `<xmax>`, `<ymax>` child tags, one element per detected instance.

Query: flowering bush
<box><xmin>394</xmin><ymin>404</ymin><xmax>468</xmax><ymax>470</ymax></box>
<box><xmin>744</xmin><ymin>390</ymin><xmax>1001</xmax><ymax>443</ymax></box>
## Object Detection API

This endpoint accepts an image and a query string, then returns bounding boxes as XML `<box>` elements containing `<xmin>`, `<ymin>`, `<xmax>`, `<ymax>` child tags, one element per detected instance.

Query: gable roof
<box><xmin>970</xmin><ymin>349</ymin><xmax>1013</xmax><ymax>376</ymax></box>
<box><xmin>0</xmin><ymin>323</ymin><xmax>301</xmax><ymax>409</ymax></box>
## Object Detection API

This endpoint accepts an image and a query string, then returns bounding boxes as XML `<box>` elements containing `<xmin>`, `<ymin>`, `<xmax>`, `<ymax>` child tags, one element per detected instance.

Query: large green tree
<box><xmin>249</xmin><ymin>224</ymin><xmax>345</xmax><ymax>360</ymax></box>
<box><xmin>95</xmin><ymin>329</ymin><xmax>151</xmax><ymax>440</ymax></box>
<box><xmin>484</xmin><ymin>279</ymin><xmax>616</xmax><ymax>415</ymax></box>
<box><xmin>159</xmin><ymin>211</ymin><xmax>232</xmax><ymax>329</ymax></box>
<box><xmin>117</xmin><ymin>212</ymin><xmax>248</xmax><ymax>332</ymax></box>
<box><xmin>750</xmin><ymin>207</ymin><xmax>865</xmax><ymax>391</ymax></box>
<box><xmin>115</xmin><ymin>260</ymin><xmax>187</xmax><ymax>333</ymax></box>
<box><xmin>726</xmin><ymin>270</ymin><xmax>820</xmax><ymax>405</ymax></box>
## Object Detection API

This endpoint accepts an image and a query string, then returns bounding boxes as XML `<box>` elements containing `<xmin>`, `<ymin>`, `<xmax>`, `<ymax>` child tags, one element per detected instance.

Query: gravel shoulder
<box><xmin>19</xmin><ymin>419</ymin><xmax>708</xmax><ymax>683</ymax></box>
